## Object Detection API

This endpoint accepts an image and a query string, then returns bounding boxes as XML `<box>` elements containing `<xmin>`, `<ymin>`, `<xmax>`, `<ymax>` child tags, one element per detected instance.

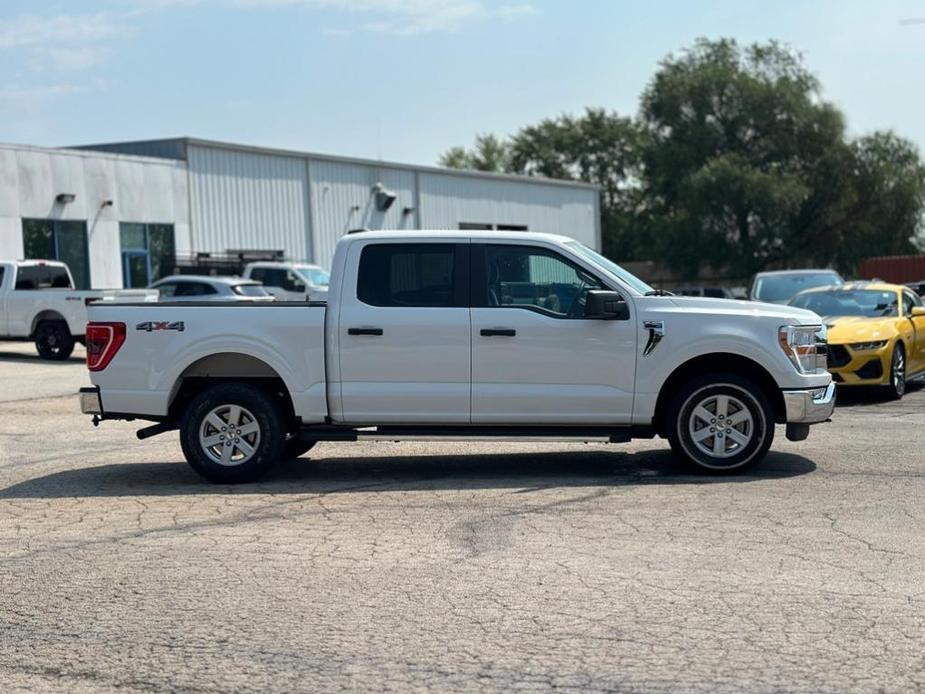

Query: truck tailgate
<box><xmin>86</xmin><ymin>302</ymin><xmax>327</xmax><ymax>422</ymax></box>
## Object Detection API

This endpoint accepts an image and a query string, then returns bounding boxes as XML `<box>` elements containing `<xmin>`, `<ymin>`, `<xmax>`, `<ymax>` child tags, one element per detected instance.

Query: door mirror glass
<box><xmin>585</xmin><ymin>290</ymin><xmax>629</xmax><ymax>320</ymax></box>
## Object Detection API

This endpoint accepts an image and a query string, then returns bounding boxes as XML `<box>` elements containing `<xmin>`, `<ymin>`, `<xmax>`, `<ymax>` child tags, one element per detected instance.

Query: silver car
<box><xmin>150</xmin><ymin>275</ymin><xmax>274</xmax><ymax>302</ymax></box>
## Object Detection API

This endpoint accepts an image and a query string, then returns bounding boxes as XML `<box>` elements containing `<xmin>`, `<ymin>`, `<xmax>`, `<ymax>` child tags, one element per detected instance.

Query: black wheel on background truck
<box><xmin>666</xmin><ymin>372</ymin><xmax>775</xmax><ymax>474</ymax></box>
<box><xmin>34</xmin><ymin>320</ymin><xmax>75</xmax><ymax>361</ymax></box>
<box><xmin>179</xmin><ymin>382</ymin><xmax>285</xmax><ymax>483</ymax></box>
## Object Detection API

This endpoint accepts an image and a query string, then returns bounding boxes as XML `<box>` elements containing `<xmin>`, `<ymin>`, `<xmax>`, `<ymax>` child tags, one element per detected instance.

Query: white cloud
<box><xmin>0</xmin><ymin>12</ymin><xmax>121</xmax><ymax>49</ymax></box>
<box><xmin>0</xmin><ymin>83</ymin><xmax>88</xmax><ymax>103</ymax></box>
<box><xmin>233</xmin><ymin>0</ymin><xmax>539</xmax><ymax>35</ymax></box>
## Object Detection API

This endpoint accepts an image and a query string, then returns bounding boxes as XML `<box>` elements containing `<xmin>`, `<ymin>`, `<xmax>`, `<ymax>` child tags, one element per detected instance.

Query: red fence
<box><xmin>857</xmin><ymin>254</ymin><xmax>925</xmax><ymax>283</ymax></box>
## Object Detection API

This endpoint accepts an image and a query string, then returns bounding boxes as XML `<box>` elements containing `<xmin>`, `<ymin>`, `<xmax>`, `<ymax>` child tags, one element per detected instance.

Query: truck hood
<box><xmin>823</xmin><ymin>316</ymin><xmax>896</xmax><ymax>344</ymax></box>
<box><xmin>664</xmin><ymin>296</ymin><xmax>821</xmax><ymax>325</ymax></box>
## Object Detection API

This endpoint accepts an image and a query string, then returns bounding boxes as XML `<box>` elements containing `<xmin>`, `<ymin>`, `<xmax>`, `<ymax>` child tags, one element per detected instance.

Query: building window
<box><xmin>459</xmin><ymin>223</ymin><xmax>529</xmax><ymax>231</ymax></box>
<box><xmin>22</xmin><ymin>219</ymin><xmax>90</xmax><ymax>289</ymax></box>
<box><xmin>120</xmin><ymin>223</ymin><xmax>176</xmax><ymax>288</ymax></box>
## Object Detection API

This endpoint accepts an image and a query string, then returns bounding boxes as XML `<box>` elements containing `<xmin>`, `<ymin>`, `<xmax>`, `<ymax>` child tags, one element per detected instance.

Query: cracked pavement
<box><xmin>1</xmin><ymin>342</ymin><xmax>924</xmax><ymax>692</ymax></box>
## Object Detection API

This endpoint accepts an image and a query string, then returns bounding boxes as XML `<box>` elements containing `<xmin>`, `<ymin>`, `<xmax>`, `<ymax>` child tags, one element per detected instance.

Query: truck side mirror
<box><xmin>585</xmin><ymin>290</ymin><xmax>629</xmax><ymax>320</ymax></box>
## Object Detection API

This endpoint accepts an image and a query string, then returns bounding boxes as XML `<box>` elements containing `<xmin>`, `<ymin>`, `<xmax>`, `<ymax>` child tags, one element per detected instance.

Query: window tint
<box><xmin>254</xmin><ymin>268</ymin><xmax>288</xmax><ymax>289</ymax></box>
<box><xmin>484</xmin><ymin>245</ymin><xmax>603</xmax><ymax>318</ymax></box>
<box><xmin>358</xmin><ymin>244</ymin><xmax>460</xmax><ymax>307</ymax></box>
<box><xmin>14</xmin><ymin>265</ymin><xmax>73</xmax><ymax>290</ymax></box>
<box><xmin>174</xmin><ymin>282</ymin><xmax>217</xmax><ymax>297</ymax></box>
<box><xmin>0</xmin><ymin>266</ymin><xmax>4</xmax><ymax>288</ymax></box>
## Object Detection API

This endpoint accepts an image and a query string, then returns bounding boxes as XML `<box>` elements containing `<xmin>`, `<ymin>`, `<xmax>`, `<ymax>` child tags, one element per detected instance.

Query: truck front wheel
<box><xmin>34</xmin><ymin>320</ymin><xmax>75</xmax><ymax>361</ymax></box>
<box><xmin>179</xmin><ymin>383</ymin><xmax>285</xmax><ymax>483</ymax></box>
<box><xmin>667</xmin><ymin>373</ymin><xmax>774</xmax><ymax>474</ymax></box>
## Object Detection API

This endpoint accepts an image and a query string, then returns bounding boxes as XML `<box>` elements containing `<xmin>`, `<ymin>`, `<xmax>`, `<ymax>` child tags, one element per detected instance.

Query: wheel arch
<box><xmin>167</xmin><ymin>352</ymin><xmax>297</xmax><ymax>428</ymax></box>
<box><xmin>30</xmin><ymin>310</ymin><xmax>67</xmax><ymax>336</ymax></box>
<box><xmin>653</xmin><ymin>352</ymin><xmax>785</xmax><ymax>436</ymax></box>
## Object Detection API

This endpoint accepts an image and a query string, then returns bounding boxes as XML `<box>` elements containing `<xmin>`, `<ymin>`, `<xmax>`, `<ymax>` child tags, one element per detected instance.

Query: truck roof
<box><xmin>0</xmin><ymin>259</ymin><xmax>68</xmax><ymax>267</ymax></box>
<box><xmin>341</xmin><ymin>229</ymin><xmax>579</xmax><ymax>245</ymax></box>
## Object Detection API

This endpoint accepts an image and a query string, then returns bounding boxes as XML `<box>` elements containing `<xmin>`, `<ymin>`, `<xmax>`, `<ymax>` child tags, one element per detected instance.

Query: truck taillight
<box><xmin>86</xmin><ymin>322</ymin><xmax>126</xmax><ymax>372</ymax></box>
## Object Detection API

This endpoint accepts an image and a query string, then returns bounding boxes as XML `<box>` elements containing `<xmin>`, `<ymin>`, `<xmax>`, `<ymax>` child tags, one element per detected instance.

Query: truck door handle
<box><xmin>480</xmin><ymin>328</ymin><xmax>516</xmax><ymax>337</ymax></box>
<box><xmin>348</xmin><ymin>327</ymin><xmax>383</xmax><ymax>336</ymax></box>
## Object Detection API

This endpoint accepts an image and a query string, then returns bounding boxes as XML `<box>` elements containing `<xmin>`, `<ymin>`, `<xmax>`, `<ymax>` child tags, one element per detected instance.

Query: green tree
<box><xmin>834</xmin><ymin>132</ymin><xmax>925</xmax><ymax>270</ymax></box>
<box><xmin>442</xmin><ymin>109</ymin><xmax>649</xmax><ymax>260</ymax></box>
<box><xmin>438</xmin><ymin>134</ymin><xmax>510</xmax><ymax>173</ymax></box>
<box><xmin>640</xmin><ymin>38</ymin><xmax>853</xmax><ymax>279</ymax></box>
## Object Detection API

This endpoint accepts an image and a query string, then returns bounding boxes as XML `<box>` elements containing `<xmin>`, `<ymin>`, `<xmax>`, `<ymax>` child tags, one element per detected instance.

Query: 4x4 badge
<box><xmin>136</xmin><ymin>321</ymin><xmax>185</xmax><ymax>332</ymax></box>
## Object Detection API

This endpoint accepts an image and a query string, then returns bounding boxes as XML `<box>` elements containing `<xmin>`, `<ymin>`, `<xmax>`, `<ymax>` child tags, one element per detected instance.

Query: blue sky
<box><xmin>2</xmin><ymin>1</ymin><xmax>925</xmax><ymax>166</ymax></box>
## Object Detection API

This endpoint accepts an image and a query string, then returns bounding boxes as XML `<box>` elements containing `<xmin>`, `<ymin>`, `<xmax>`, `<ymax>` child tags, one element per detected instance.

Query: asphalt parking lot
<box><xmin>1</xmin><ymin>342</ymin><xmax>924</xmax><ymax>693</ymax></box>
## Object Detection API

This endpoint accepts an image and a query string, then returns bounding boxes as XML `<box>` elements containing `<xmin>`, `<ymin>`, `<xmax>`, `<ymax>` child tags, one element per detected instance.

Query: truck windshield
<box><xmin>296</xmin><ymin>266</ymin><xmax>330</xmax><ymax>287</ymax></box>
<box><xmin>565</xmin><ymin>242</ymin><xmax>653</xmax><ymax>295</ymax></box>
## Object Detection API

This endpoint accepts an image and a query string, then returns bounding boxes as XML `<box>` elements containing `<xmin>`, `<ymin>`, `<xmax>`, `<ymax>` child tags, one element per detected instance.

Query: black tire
<box><xmin>883</xmin><ymin>343</ymin><xmax>906</xmax><ymax>400</ymax></box>
<box><xmin>667</xmin><ymin>372</ymin><xmax>774</xmax><ymax>474</ymax></box>
<box><xmin>34</xmin><ymin>320</ymin><xmax>75</xmax><ymax>361</ymax></box>
<box><xmin>283</xmin><ymin>436</ymin><xmax>316</xmax><ymax>460</ymax></box>
<box><xmin>179</xmin><ymin>382</ymin><xmax>285</xmax><ymax>483</ymax></box>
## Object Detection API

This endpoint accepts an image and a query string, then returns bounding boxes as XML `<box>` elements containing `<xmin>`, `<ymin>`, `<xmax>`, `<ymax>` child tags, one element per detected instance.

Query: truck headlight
<box><xmin>779</xmin><ymin>325</ymin><xmax>826</xmax><ymax>374</ymax></box>
<box><xmin>849</xmin><ymin>340</ymin><xmax>888</xmax><ymax>352</ymax></box>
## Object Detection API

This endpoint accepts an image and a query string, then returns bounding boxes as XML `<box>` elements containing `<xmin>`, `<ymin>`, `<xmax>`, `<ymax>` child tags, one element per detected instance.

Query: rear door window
<box><xmin>357</xmin><ymin>243</ymin><xmax>466</xmax><ymax>307</ymax></box>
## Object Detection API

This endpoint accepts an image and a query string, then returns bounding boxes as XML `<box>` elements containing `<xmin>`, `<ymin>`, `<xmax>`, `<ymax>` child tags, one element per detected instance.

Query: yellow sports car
<box><xmin>789</xmin><ymin>282</ymin><xmax>925</xmax><ymax>399</ymax></box>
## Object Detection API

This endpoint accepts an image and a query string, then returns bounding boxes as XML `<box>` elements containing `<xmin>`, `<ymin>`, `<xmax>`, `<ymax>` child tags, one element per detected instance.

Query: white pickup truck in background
<box><xmin>80</xmin><ymin>230</ymin><xmax>835</xmax><ymax>482</ymax></box>
<box><xmin>242</xmin><ymin>261</ymin><xmax>330</xmax><ymax>302</ymax></box>
<box><xmin>0</xmin><ymin>260</ymin><xmax>157</xmax><ymax>360</ymax></box>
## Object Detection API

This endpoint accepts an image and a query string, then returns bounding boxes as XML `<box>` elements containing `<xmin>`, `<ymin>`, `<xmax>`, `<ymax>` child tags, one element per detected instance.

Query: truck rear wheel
<box><xmin>666</xmin><ymin>373</ymin><xmax>774</xmax><ymax>474</ymax></box>
<box><xmin>34</xmin><ymin>320</ymin><xmax>75</xmax><ymax>361</ymax></box>
<box><xmin>179</xmin><ymin>383</ymin><xmax>285</xmax><ymax>483</ymax></box>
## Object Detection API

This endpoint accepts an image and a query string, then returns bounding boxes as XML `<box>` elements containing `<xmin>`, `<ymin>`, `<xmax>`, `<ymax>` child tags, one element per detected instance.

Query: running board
<box><xmin>299</xmin><ymin>425</ymin><xmax>640</xmax><ymax>444</ymax></box>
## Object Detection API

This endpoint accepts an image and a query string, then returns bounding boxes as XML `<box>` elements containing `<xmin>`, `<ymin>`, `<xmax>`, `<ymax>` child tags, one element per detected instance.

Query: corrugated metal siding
<box><xmin>308</xmin><ymin>160</ymin><xmax>415</xmax><ymax>268</ymax></box>
<box><xmin>188</xmin><ymin>145</ymin><xmax>309</xmax><ymax>258</ymax></box>
<box><xmin>858</xmin><ymin>255</ymin><xmax>925</xmax><ymax>283</ymax></box>
<box><xmin>419</xmin><ymin>172</ymin><xmax>599</xmax><ymax>248</ymax></box>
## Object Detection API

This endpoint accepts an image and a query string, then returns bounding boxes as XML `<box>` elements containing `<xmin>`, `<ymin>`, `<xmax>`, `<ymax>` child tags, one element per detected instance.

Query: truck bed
<box><xmin>86</xmin><ymin>301</ymin><xmax>328</xmax><ymax>422</ymax></box>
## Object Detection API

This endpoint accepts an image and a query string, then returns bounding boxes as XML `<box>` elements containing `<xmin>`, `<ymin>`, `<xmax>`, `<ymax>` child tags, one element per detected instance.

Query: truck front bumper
<box><xmin>783</xmin><ymin>381</ymin><xmax>836</xmax><ymax>424</ymax></box>
<box><xmin>781</xmin><ymin>381</ymin><xmax>835</xmax><ymax>441</ymax></box>
<box><xmin>79</xmin><ymin>386</ymin><xmax>103</xmax><ymax>415</ymax></box>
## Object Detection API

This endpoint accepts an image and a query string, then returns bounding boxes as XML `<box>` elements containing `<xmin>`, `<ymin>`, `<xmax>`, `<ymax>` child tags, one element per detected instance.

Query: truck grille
<box><xmin>827</xmin><ymin>345</ymin><xmax>851</xmax><ymax>368</ymax></box>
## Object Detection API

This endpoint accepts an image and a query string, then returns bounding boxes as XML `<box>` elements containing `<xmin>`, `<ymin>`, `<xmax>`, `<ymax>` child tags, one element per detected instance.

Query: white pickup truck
<box><xmin>0</xmin><ymin>260</ymin><xmax>157</xmax><ymax>360</ymax></box>
<box><xmin>79</xmin><ymin>230</ymin><xmax>835</xmax><ymax>483</ymax></box>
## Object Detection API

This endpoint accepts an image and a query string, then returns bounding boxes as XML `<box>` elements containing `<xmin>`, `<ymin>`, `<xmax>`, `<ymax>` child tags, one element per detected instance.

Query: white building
<box><xmin>0</xmin><ymin>137</ymin><xmax>600</xmax><ymax>289</ymax></box>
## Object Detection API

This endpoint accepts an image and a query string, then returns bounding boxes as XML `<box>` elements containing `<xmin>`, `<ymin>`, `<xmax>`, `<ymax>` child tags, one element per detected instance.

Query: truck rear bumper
<box><xmin>79</xmin><ymin>386</ymin><xmax>103</xmax><ymax>415</ymax></box>
<box><xmin>782</xmin><ymin>381</ymin><xmax>836</xmax><ymax>425</ymax></box>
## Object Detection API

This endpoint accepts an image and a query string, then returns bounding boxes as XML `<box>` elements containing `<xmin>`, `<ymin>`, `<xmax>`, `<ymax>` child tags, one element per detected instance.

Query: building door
<box><xmin>122</xmin><ymin>251</ymin><xmax>151</xmax><ymax>288</ymax></box>
<box><xmin>470</xmin><ymin>243</ymin><xmax>637</xmax><ymax>424</ymax></box>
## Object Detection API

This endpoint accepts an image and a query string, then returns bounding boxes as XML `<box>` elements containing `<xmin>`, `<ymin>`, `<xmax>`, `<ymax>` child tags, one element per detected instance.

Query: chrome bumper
<box><xmin>782</xmin><ymin>381</ymin><xmax>836</xmax><ymax>424</ymax></box>
<box><xmin>79</xmin><ymin>386</ymin><xmax>103</xmax><ymax>415</ymax></box>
